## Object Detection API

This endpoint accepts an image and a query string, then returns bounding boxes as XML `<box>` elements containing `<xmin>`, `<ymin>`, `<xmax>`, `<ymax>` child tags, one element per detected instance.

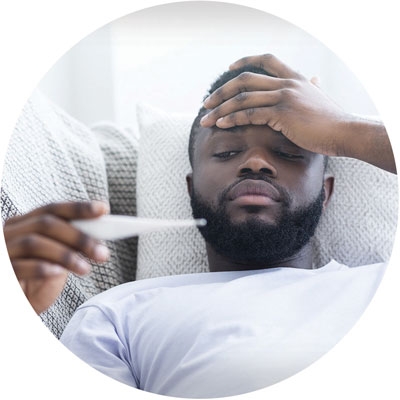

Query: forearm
<box><xmin>339</xmin><ymin>116</ymin><xmax>396</xmax><ymax>174</ymax></box>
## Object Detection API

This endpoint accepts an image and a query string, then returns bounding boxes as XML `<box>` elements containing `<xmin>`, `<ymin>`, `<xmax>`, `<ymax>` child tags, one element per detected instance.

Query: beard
<box><xmin>190</xmin><ymin>178</ymin><xmax>325</xmax><ymax>266</ymax></box>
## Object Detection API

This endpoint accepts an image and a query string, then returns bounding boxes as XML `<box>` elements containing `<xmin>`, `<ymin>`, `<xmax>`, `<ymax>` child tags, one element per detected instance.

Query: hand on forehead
<box><xmin>200</xmin><ymin>53</ymin><xmax>348</xmax><ymax>158</ymax></box>
<box><xmin>203</xmin><ymin>53</ymin><xmax>301</xmax><ymax>110</ymax></box>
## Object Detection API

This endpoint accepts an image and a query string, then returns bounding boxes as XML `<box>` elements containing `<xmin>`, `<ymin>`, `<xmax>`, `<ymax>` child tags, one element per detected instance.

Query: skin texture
<box><xmin>201</xmin><ymin>54</ymin><xmax>396</xmax><ymax>174</ymax></box>
<box><xmin>186</xmin><ymin>124</ymin><xmax>334</xmax><ymax>272</ymax></box>
<box><xmin>4</xmin><ymin>201</ymin><xmax>110</xmax><ymax>314</ymax></box>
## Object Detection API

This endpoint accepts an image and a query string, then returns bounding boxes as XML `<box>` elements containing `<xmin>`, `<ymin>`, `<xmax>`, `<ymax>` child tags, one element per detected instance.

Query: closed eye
<box><xmin>213</xmin><ymin>150</ymin><xmax>242</xmax><ymax>159</ymax></box>
<box><xmin>274</xmin><ymin>151</ymin><xmax>304</xmax><ymax>160</ymax></box>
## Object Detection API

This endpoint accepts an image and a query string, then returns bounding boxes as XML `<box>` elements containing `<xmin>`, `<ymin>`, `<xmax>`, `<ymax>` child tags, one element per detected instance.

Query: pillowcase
<box><xmin>136</xmin><ymin>103</ymin><xmax>398</xmax><ymax>279</ymax></box>
<box><xmin>136</xmin><ymin>104</ymin><xmax>208</xmax><ymax>279</ymax></box>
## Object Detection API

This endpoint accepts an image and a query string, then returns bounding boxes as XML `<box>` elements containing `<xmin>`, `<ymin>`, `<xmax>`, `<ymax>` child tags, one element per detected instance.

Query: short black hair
<box><xmin>188</xmin><ymin>65</ymin><xmax>328</xmax><ymax>171</ymax></box>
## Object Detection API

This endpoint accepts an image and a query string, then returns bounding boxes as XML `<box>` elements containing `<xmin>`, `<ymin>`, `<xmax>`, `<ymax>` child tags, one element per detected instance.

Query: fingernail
<box><xmin>46</xmin><ymin>265</ymin><xmax>65</xmax><ymax>276</ymax></box>
<box><xmin>77</xmin><ymin>259</ymin><xmax>91</xmax><ymax>274</ymax></box>
<box><xmin>217</xmin><ymin>117</ymin><xmax>224</xmax><ymax>124</ymax></box>
<box><xmin>92</xmin><ymin>201</ymin><xmax>109</xmax><ymax>214</ymax></box>
<box><xmin>200</xmin><ymin>114</ymin><xmax>208</xmax><ymax>122</ymax></box>
<box><xmin>94</xmin><ymin>245</ymin><xmax>110</xmax><ymax>261</ymax></box>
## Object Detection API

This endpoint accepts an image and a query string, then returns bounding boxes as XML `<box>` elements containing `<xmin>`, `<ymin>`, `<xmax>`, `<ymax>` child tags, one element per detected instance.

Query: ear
<box><xmin>322</xmin><ymin>174</ymin><xmax>334</xmax><ymax>211</ymax></box>
<box><xmin>186</xmin><ymin>172</ymin><xmax>193</xmax><ymax>199</ymax></box>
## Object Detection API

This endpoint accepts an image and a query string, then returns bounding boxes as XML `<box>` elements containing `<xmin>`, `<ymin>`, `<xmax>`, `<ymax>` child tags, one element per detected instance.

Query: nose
<box><xmin>237</xmin><ymin>148</ymin><xmax>277</xmax><ymax>178</ymax></box>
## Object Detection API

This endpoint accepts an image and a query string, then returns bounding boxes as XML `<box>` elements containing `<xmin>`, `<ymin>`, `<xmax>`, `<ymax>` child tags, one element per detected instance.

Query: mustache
<box><xmin>218</xmin><ymin>174</ymin><xmax>292</xmax><ymax>207</ymax></box>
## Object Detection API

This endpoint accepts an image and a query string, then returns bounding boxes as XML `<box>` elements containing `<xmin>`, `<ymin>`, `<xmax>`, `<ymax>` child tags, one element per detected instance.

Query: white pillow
<box><xmin>136</xmin><ymin>104</ymin><xmax>208</xmax><ymax>280</ymax></box>
<box><xmin>136</xmin><ymin>103</ymin><xmax>398</xmax><ymax>279</ymax></box>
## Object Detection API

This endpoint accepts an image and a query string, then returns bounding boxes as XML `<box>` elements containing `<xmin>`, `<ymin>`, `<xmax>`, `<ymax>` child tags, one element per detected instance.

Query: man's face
<box><xmin>187</xmin><ymin>124</ymin><xmax>331</xmax><ymax>265</ymax></box>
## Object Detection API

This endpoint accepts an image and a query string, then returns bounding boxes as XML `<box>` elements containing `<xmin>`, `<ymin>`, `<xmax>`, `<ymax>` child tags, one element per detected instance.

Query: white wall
<box><xmin>39</xmin><ymin>2</ymin><xmax>378</xmax><ymax>127</ymax></box>
<box><xmin>38</xmin><ymin>24</ymin><xmax>115</xmax><ymax>124</ymax></box>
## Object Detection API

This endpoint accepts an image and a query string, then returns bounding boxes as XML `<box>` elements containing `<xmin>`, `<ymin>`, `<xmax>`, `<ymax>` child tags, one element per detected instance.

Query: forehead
<box><xmin>193</xmin><ymin>124</ymin><xmax>307</xmax><ymax>157</ymax></box>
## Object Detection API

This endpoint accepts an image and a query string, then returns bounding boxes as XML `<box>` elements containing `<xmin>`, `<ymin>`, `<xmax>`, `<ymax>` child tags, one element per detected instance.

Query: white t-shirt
<box><xmin>60</xmin><ymin>260</ymin><xmax>386</xmax><ymax>398</ymax></box>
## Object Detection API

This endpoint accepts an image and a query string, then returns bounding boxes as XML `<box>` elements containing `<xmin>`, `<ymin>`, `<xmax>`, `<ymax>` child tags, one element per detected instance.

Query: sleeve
<box><xmin>60</xmin><ymin>305</ymin><xmax>138</xmax><ymax>388</ymax></box>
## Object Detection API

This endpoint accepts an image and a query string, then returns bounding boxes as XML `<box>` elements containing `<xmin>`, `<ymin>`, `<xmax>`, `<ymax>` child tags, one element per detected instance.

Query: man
<box><xmin>4</xmin><ymin>54</ymin><xmax>395</xmax><ymax>397</ymax></box>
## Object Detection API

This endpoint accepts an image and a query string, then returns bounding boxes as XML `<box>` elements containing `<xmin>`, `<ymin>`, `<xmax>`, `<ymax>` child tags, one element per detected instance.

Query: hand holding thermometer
<box><xmin>72</xmin><ymin>215</ymin><xmax>207</xmax><ymax>240</ymax></box>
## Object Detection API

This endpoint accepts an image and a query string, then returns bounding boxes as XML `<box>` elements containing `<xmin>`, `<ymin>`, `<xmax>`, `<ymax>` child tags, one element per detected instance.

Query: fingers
<box><xmin>229</xmin><ymin>53</ymin><xmax>301</xmax><ymax>79</ymax></box>
<box><xmin>203</xmin><ymin>72</ymin><xmax>284</xmax><ymax>109</ymax></box>
<box><xmin>3</xmin><ymin>201</ymin><xmax>109</xmax><ymax>314</ymax></box>
<box><xmin>200</xmin><ymin>67</ymin><xmax>301</xmax><ymax>129</ymax></box>
<box><xmin>201</xmin><ymin>91</ymin><xmax>280</xmax><ymax>128</ymax></box>
<box><xmin>215</xmin><ymin>107</ymin><xmax>278</xmax><ymax>129</ymax></box>
<box><xmin>7</xmin><ymin>234</ymin><xmax>93</xmax><ymax>276</ymax></box>
<box><xmin>4</xmin><ymin>214</ymin><xmax>109</xmax><ymax>263</ymax></box>
<box><xmin>3</xmin><ymin>201</ymin><xmax>111</xmax><ymax>289</ymax></box>
<box><xmin>13</xmin><ymin>259</ymin><xmax>66</xmax><ymax>280</ymax></box>
<box><xmin>5</xmin><ymin>200</ymin><xmax>109</xmax><ymax>225</ymax></box>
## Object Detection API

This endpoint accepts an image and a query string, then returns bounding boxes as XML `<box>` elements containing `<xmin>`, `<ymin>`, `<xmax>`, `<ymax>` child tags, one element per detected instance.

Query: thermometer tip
<box><xmin>196</xmin><ymin>218</ymin><xmax>207</xmax><ymax>227</ymax></box>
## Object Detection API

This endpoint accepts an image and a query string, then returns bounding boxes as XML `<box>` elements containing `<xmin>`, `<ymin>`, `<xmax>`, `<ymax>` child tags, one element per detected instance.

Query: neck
<box><xmin>206</xmin><ymin>242</ymin><xmax>314</xmax><ymax>272</ymax></box>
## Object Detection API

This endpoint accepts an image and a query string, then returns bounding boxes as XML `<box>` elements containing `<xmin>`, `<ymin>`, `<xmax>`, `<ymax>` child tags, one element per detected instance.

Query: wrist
<box><xmin>335</xmin><ymin>114</ymin><xmax>380</xmax><ymax>159</ymax></box>
<box><xmin>335</xmin><ymin>114</ymin><xmax>396</xmax><ymax>173</ymax></box>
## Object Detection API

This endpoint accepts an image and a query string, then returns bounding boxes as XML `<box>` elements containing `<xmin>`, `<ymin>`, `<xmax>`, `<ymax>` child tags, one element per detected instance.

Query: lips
<box><xmin>229</xmin><ymin>180</ymin><xmax>281</xmax><ymax>203</ymax></box>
